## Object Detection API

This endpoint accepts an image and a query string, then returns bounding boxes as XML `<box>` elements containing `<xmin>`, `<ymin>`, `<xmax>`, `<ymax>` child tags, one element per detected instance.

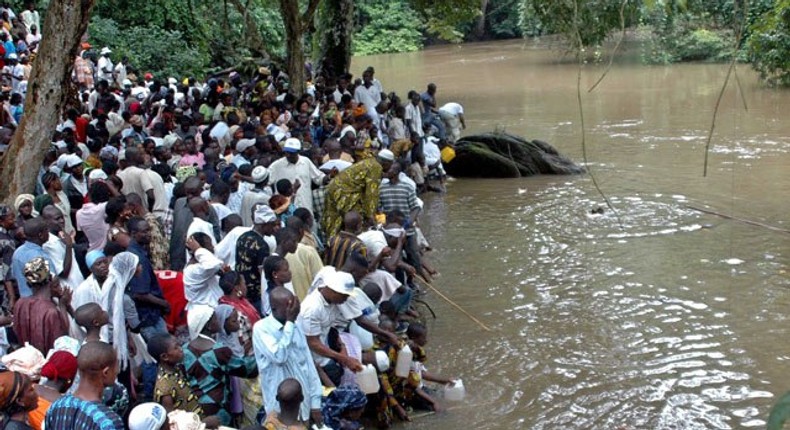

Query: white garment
<box><xmin>43</xmin><ymin>234</ymin><xmax>85</xmax><ymax>292</ymax></box>
<box><xmin>146</xmin><ymin>169</ymin><xmax>168</xmax><ymax>219</ymax></box>
<box><xmin>353</xmin><ymin>84</ymin><xmax>381</xmax><ymax>124</ymax></box>
<box><xmin>211</xmin><ymin>202</ymin><xmax>233</xmax><ymax>221</ymax></box>
<box><xmin>267</xmin><ymin>155</ymin><xmax>325</xmax><ymax>215</ymax></box>
<box><xmin>186</xmin><ymin>217</ymin><xmax>216</xmax><ymax>246</ymax></box>
<box><xmin>73</xmin><ymin>275</ymin><xmax>102</xmax><ymax>309</ymax></box>
<box><xmin>358</xmin><ymin>230</ymin><xmax>387</xmax><ymax>260</ymax></box>
<box><xmin>183</xmin><ymin>248</ymin><xmax>224</xmax><ymax>311</ymax></box>
<box><xmin>296</xmin><ymin>289</ymin><xmax>343</xmax><ymax>367</ymax></box>
<box><xmin>114</xmin><ymin>63</ymin><xmax>127</xmax><ymax>89</ymax></box>
<box><xmin>215</xmin><ymin>226</ymin><xmax>251</xmax><ymax>267</ymax></box>
<box><xmin>405</xmin><ymin>102</ymin><xmax>424</xmax><ymax>137</ymax></box>
<box><xmin>97</xmin><ymin>56</ymin><xmax>114</xmax><ymax>83</ymax></box>
<box><xmin>361</xmin><ymin>270</ymin><xmax>402</xmax><ymax>302</ymax></box>
<box><xmin>439</xmin><ymin>102</ymin><xmax>464</xmax><ymax>116</ymax></box>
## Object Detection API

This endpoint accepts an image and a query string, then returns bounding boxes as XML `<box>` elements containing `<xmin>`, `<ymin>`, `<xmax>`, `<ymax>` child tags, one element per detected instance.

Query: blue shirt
<box><xmin>10</xmin><ymin>242</ymin><xmax>54</xmax><ymax>297</ymax></box>
<box><xmin>3</xmin><ymin>41</ymin><xmax>15</xmax><ymax>57</ymax></box>
<box><xmin>44</xmin><ymin>395</ymin><xmax>124</xmax><ymax>430</ymax></box>
<box><xmin>252</xmin><ymin>316</ymin><xmax>323</xmax><ymax>421</ymax></box>
<box><xmin>127</xmin><ymin>241</ymin><xmax>165</xmax><ymax>328</ymax></box>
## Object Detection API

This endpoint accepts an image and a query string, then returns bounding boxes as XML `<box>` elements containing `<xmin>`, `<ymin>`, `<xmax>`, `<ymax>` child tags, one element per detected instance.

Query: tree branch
<box><xmin>302</xmin><ymin>0</ymin><xmax>322</xmax><ymax>26</ymax></box>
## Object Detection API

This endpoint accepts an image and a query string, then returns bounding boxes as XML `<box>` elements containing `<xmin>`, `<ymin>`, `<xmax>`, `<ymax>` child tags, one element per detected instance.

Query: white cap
<box><xmin>323</xmin><ymin>270</ymin><xmax>356</xmax><ymax>296</ymax></box>
<box><xmin>253</xmin><ymin>204</ymin><xmax>276</xmax><ymax>223</ymax></box>
<box><xmin>236</xmin><ymin>138</ymin><xmax>256</xmax><ymax>153</ymax></box>
<box><xmin>89</xmin><ymin>169</ymin><xmax>108</xmax><ymax>181</ymax></box>
<box><xmin>251</xmin><ymin>165</ymin><xmax>269</xmax><ymax>184</ymax></box>
<box><xmin>128</xmin><ymin>403</ymin><xmax>167</xmax><ymax>430</ymax></box>
<box><xmin>64</xmin><ymin>154</ymin><xmax>83</xmax><ymax>168</ymax></box>
<box><xmin>7</xmin><ymin>53</ymin><xmax>17</xmax><ymax>60</ymax></box>
<box><xmin>168</xmin><ymin>77</ymin><xmax>177</xmax><ymax>86</ymax></box>
<box><xmin>100</xmin><ymin>47</ymin><xmax>112</xmax><ymax>55</ymax></box>
<box><xmin>378</xmin><ymin>149</ymin><xmax>395</xmax><ymax>161</ymax></box>
<box><xmin>283</xmin><ymin>137</ymin><xmax>301</xmax><ymax>153</ymax></box>
<box><xmin>122</xmin><ymin>79</ymin><xmax>132</xmax><ymax>87</ymax></box>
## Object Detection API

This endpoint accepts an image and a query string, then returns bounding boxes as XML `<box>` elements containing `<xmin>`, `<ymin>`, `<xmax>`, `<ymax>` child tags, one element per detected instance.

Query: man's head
<box><xmin>342</xmin><ymin>251</ymin><xmax>369</xmax><ymax>284</ymax></box>
<box><xmin>362</xmin><ymin>282</ymin><xmax>383</xmax><ymax>305</ymax></box>
<box><xmin>41</xmin><ymin>205</ymin><xmax>64</xmax><ymax>234</ymax></box>
<box><xmin>74</xmin><ymin>303</ymin><xmax>109</xmax><ymax>331</ymax></box>
<box><xmin>384</xmin><ymin>161</ymin><xmax>401</xmax><ymax>182</ymax></box>
<box><xmin>190</xmin><ymin>231</ymin><xmax>214</xmax><ymax>254</ymax></box>
<box><xmin>275</xmin><ymin>227</ymin><xmax>300</xmax><ymax>256</ymax></box>
<box><xmin>183</xmin><ymin>176</ymin><xmax>203</xmax><ymax>198</ymax></box>
<box><xmin>0</xmin><ymin>205</ymin><xmax>14</xmax><ymax>230</ymax></box>
<box><xmin>127</xmin><ymin>217</ymin><xmax>151</xmax><ymax>245</ymax></box>
<box><xmin>319</xmin><ymin>269</ymin><xmax>355</xmax><ymax>305</ymax></box>
<box><xmin>275</xmin><ymin>378</ymin><xmax>304</xmax><ymax>410</ymax></box>
<box><xmin>269</xmin><ymin>286</ymin><xmax>297</xmax><ymax>324</ymax></box>
<box><xmin>410</xmin><ymin>91</ymin><xmax>421</xmax><ymax>105</ymax></box>
<box><xmin>283</xmin><ymin>138</ymin><xmax>301</xmax><ymax>164</ymax></box>
<box><xmin>125</xmin><ymin>147</ymin><xmax>144</xmax><ymax>166</ymax></box>
<box><xmin>86</xmin><ymin>250</ymin><xmax>109</xmax><ymax>282</ymax></box>
<box><xmin>77</xmin><ymin>341</ymin><xmax>118</xmax><ymax>387</ymax></box>
<box><xmin>293</xmin><ymin>208</ymin><xmax>314</xmax><ymax>230</ymax></box>
<box><xmin>427</xmin><ymin>83</ymin><xmax>437</xmax><ymax>95</ymax></box>
<box><xmin>342</xmin><ymin>211</ymin><xmax>362</xmax><ymax>234</ymax></box>
<box><xmin>23</xmin><ymin>217</ymin><xmax>49</xmax><ymax>245</ymax></box>
<box><xmin>377</xmin><ymin>149</ymin><xmax>394</xmax><ymax>172</ymax></box>
<box><xmin>253</xmin><ymin>204</ymin><xmax>280</xmax><ymax>235</ymax></box>
<box><xmin>188</xmin><ymin>197</ymin><xmax>210</xmax><ymax>221</ymax></box>
<box><xmin>222</xmin><ymin>214</ymin><xmax>242</xmax><ymax>234</ymax></box>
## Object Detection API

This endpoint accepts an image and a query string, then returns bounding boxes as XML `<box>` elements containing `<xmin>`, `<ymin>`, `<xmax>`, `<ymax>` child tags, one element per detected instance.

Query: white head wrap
<box><xmin>100</xmin><ymin>251</ymin><xmax>139</xmax><ymax>371</ymax></box>
<box><xmin>187</xmin><ymin>304</ymin><xmax>215</xmax><ymax>341</ymax></box>
<box><xmin>254</xmin><ymin>204</ymin><xmax>277</xmax><ymax>224</ymax></box>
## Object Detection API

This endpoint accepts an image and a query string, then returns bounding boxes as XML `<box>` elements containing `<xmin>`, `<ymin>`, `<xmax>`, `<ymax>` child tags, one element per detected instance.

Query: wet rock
<box><xmin>444</xmin><ymin>132</ymin><xmax>585</xmax><ymax>178</ymax></box>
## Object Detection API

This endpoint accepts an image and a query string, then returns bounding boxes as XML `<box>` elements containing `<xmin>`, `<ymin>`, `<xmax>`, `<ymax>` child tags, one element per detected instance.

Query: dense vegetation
<box><xmin>41</xmin><ymin>0</ymin><xmax>790</xmax><ymax>86</ymax></box>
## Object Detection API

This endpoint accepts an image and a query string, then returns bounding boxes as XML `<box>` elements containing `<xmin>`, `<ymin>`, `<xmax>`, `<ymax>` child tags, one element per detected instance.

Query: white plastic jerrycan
<box><xmin>394</xmin><ymin>344</ymin><xmax>413</xmax><ymax>378</ymax></box>
<box><xmin>444</xmin><ymin>379</ymin><xmax>466</xmax><ymax>402</ymax></box>
<box><xmin>357</xmin><ymin>364</ymin><xmax>380</xmax><ymax>394</ymax></box>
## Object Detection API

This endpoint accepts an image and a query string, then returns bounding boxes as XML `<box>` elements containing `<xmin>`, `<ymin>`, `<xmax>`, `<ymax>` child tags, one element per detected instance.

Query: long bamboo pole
<box><xmin>687</xmin><ymin>205</ymin><xmax>790</xmax><ymax>235</ymax></box>
<box><xmin>415</xmin><ymin>275</ymin><xmax>492</xmax><ymax>332</ymax></box>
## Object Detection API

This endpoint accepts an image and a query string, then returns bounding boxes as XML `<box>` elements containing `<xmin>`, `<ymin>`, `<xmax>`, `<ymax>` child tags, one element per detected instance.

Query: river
<box><xmin>353</xmin><ymin>39</ymin><xmax>790</xmax><ymax>429</ymax></box>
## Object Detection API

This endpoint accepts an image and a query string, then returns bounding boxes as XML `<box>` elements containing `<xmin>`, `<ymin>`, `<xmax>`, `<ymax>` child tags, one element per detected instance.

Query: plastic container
<box><xmin>349</xmin><ymin>321</ymin><xmax>374</xmax><ymax>350</ymax></box>
<box><xmin>394</xmin><ymin>344</ymin><xmax>413</xmax><ymax>378</ymax></box>
<box><xmin>357</xmin><ymin>364</ymin><xmax>380</xmax><ymax>394</ymax></box>
<box><xmin>444</xmin><ymin>379</ymin><xmax>465</xmax><ymax>401</ymax></box>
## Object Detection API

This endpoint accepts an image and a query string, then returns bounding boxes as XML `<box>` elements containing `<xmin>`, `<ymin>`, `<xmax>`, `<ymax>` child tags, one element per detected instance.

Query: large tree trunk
<box><xmin>279</xmin><ymin>0</ymin><xmax>321</xmax><ymax>96</ymax></box>
<box><xmin>474</xmin><ymin>0</ymin><xmax>489</xmax><ymax>40</ymax></box>
<box><xmin>316</xmin><ymin>0</ymin><xmax>355</xmax><ymax>82</ymax></box>
<box><xmin>0</xmin><ymin>0</ymin><xmax>96</xmax><ymax>203</ymax></box>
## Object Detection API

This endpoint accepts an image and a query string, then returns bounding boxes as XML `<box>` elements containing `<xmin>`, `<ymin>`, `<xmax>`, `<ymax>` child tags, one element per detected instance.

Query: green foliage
<box><xmin>410</xmin><ymin>0</ymin><xmax>480</xmax><ymax>43</ymax></box>
<box><xmin>485</xmin><ymin>0</ymin><xmax>524</xmax><ymax>39</ymax></box>
<box><xmin>88</xmin><ymin>17</ymin><xmax>210</xmax><ymax>78</ymax></box>
<box><xmin>521</xmin><ymin>0</ymin><xmax>640</xmax><ymax>49</ymax></box>
<box><xmin>353</xmin><ymin>0</ymin><xmax>423</xmax><ymax>55</ymax></box>
<box><xmin>748</xmin><ymin>0</ymin><xmax>790</xmax><ymax>86</ymax></box>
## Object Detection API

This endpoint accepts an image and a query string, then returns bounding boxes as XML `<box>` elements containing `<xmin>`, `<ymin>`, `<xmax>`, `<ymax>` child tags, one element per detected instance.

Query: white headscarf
<box><xmin>214</xmin><ymin>304</ymin><xmax>243</xmax><ymax>356</ymax></box>
<box><xmin>187</xmin><ymin>304</ymin><xmax>215</xmax><ymax>341</ymax></box>
<box><xmin>100</xmin><ymin>252</ymin><xmax>139</xmax><ymax>370</ymax></box>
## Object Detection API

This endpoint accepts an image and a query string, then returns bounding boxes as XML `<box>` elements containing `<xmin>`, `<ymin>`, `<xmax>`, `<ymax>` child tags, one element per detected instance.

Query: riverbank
<box><xmin>361</xmin><ymin>40</ymin><xmax>790</xmax><ymax>429</ymax></box>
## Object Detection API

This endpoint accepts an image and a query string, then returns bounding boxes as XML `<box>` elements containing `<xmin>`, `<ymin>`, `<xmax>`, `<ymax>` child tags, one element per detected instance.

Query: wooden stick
<box><xmin>687</xmin><ymin>205</ymin><xmax>790</xmax><ymax>235</ymax></box>
<box><xmin>415</xmin><ymin>275</ymin><xmax>493</xmax><ymax>332</ymax></box>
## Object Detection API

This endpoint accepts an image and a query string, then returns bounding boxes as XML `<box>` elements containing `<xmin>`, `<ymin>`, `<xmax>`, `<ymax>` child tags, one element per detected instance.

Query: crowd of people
<box><xmin>0</xmin><ymin>20</ymin><xmax>470</xmax><ymax>430</ymax></box>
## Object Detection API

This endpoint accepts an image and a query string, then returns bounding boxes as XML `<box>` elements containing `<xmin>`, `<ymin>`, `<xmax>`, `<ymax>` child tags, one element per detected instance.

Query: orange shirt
<box><xmin>28</xmin><ymin>396</ymin><xmax>52</xmax><ymax>430</ymax></box>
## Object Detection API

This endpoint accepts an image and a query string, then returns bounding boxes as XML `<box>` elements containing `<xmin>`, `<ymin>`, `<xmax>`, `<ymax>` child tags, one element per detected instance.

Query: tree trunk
<box><xmin>316</xmin><ymin>0</ymin><xmax>355</xmax><ymax>82</ymax></box>
<box><xmin>279</xmin><ymin>0</ymin><xmax>321</xmax><ymax>96</ymax></box>
<box><xmin>280</xmin><ymin>0</ymin><xmax>306</xmax><ymax>95</ymax></box>
<box><xmin>228</xmin><ymin>0</ymin><xmax>271</xmax><ymax>61</ymax></box>
<box><xmin>474</xmin><ymin>0</ymin><xmax>489</xmax><ymax>40</ymax></box>
<box><xmin>0</xmin><ymin>0</ymin><xmax>96</xmax><ymax>203</ymax></box>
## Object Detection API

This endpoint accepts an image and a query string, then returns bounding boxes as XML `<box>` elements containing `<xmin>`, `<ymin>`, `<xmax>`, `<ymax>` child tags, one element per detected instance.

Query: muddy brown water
<box><xmin>352</xmin><ymin>39</ymin><xmax>790</xmax><ymax>429</ymax></box>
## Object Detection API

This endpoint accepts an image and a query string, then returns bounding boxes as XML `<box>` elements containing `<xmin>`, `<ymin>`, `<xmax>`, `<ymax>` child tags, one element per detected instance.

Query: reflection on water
<box><xmin>353</xmin><ymin>40</ymin><xmax>790</xmax><ymax>429</ymax></box>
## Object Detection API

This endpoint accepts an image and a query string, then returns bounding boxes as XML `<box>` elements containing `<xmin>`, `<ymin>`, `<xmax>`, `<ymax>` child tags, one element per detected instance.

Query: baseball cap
<box><xmin>283</xmin><ymin>138</ymin><xmax>301</xmax><ymax>153</ymax></box>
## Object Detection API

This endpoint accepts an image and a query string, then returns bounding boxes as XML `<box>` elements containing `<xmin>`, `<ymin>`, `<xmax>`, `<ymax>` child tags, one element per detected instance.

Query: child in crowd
<box><xmin>403</xmin><ymin>323</ymin><xmax>455</xmax><ymax>412</ymax></box>
<box><xmin>147</xmin><ymin>333</ymin><xmax>202</xmax><ymax>414</ymax></box>
<box><xmin>322</xmin><ymin>384</ymin><xmax>368</xmax><ymax>430</ymax></box>
<box><xmin>74</xmin><ymin>302</ymin><xmax>109</xmax><ymax>343</ymax></box>
<box><xmin>373</xmin><ymin>318</ymin><xmax>411</xmax><ymax>427</ymax></box>
<box><xmin>262</xmin><ymin>378</ymin><xmax>308</xmax><ymax>430</ymax></box>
